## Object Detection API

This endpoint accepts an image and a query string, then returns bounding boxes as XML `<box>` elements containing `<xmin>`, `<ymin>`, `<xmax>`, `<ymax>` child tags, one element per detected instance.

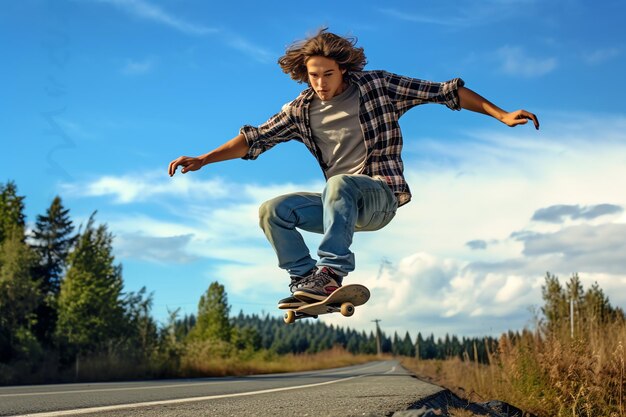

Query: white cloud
<box><xmin>115</xmin><ymin>233</ymin><xmax>198</xmax><ymax>263</ymax></box>
<box><xmin>121</xmin><ymin>58</ymin><xmax>155</xmax><ymax>75</ymax></box>
<box><xmin>494</xmin><ymin>275</ymin><xmax>526</xmax><ymax>303</ymax></box>
<box><xmin>91</xmin><ymin>0</ymin><xmax>216</xmax><ymax>36</ymax></box>
<box><xmin>496</xmin><ymin>46</ymin><xmax>557</xmax><ymax>77</ymax></box>
<box><xmin>62</xmin><ymin>171</ymin><xmax>231</xmax><ymax>203</ymax></box>
<box><xmin>583</xmin><ymin>47</ymin><xmax>622</xmax><ymax>65</ymax></box>
<box><xmin>105</xmin><ymin>214</ymin><xmax>198</xmax><ymax>240</ymax></box>
<box><xmin>226</xmin><ymin>35</ymin><xmax>274</xmax><ymax>64</ymax></box>
<box><xmin>379</xmin><ymin>1</ymin><xmax>537</xmax><ymax>28</ymax></box>
<box><xmin>64</xmin><ymin>175</ymin><xmax>325</xmax><ymax>267</ymax></box>
<box><xmin>518</xmin><ymin>224</ymin><xmax>626</xmax><ymax>273</ymax></box>
<box><xmin>84</xmin><ymin>0</ymin><xmax>274</xmax><ymax>63</ymax></box>
<box><xmin>531</xmin><ymin>204</ymin><xmax>623</xmax><ymax>223</ymax></box>
<box><xmin>321</xmin><ymin>256</ymin><xmax>541</xmax><ymax>338</ymax></box>
<box><xmin>378</xmin><ymin>8</ymin><xmax>464</xmax><ymax>27</ymax></box>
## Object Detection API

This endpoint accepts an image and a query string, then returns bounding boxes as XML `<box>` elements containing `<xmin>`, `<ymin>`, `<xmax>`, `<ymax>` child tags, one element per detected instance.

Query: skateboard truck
<box><xmin>284</xmin><ymin>302</ymin><xmax>355</xmax><ymax>324</ymax></box>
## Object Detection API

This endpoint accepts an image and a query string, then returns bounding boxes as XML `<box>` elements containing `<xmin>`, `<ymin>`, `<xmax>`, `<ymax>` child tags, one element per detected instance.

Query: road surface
<box><xmin>0</xmin><ymin>360</ymin><xmax>445</xmax><ymax>416</ymax></box>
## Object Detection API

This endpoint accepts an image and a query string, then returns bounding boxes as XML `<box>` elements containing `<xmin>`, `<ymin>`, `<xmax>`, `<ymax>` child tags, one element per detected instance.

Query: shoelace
<box><xmin>299</xmin><ymin>274</ymin><xmax>331</xmax><ymax>289</ymax></box>
<box><xmin>289</xmin><ymin>277</ymin><xmax>314</xmax><ymax>292</ymax></box>
<box><xmin>289</xmin><ymin>268</ymin><xmax>319</xmax><ymax>292</ymax></box>
<box><xmin>289</xmin><ymin>280</ymin><xmax>302</xmax><ymax>292</ymax></box>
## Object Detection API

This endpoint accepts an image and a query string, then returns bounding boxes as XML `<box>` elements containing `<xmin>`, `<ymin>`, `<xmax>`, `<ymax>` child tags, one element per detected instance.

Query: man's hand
<box><xmin>501</xmin><ymin>110</ymin><xmax>540</xmax><ymax>130</ymax></box>
<box><xmin>168</xmin><ymin>134</ymin><xmax>250</xmax><ymax>178</ymax></box>
<box><xmin>168</xmin><ymin>156</ymin><xmax>204</xmax><ymax>177</ymax></box>
<box><xmin>458</xmin><ymin>87</ymin><xmax>540</xmax><ymax>130</ymax></box>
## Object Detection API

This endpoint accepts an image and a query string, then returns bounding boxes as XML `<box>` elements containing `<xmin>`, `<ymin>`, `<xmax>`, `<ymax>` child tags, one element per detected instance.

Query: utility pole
<box><xmin>372</xmin><ymin>319</ymin><xmax>382</xmax><ymax>357</ymax></box>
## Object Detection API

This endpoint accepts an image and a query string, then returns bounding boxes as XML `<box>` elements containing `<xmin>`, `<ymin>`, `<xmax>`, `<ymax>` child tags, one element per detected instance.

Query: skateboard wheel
<box><xmin>284</xmin><ymin>310</ymin><xmax>296</xmax><ymax>324</ymax></box>
<box><xmin>340</xmin><ymin>302</ymin><xmax>355</xmax><ymax>317</ymax></box>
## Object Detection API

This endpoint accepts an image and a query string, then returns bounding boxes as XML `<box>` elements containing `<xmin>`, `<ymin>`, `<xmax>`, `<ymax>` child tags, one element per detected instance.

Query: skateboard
<box><xmin>283</xmin><ymin>284</ymin><xmax>370</xmax><ymax>324</ymax></box>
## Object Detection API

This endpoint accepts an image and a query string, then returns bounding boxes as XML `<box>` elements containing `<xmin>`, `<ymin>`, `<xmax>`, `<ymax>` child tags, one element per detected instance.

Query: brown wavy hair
<box><xmin>278</xmin><ymin>28</ymin><xmax>367</xmax><ymax>83</ymax></box>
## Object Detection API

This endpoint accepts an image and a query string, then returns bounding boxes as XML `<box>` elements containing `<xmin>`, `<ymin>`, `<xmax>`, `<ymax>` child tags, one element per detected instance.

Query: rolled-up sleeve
<box><xmin>384</xmin><ymin>71</ymin><xmax>465</xmax><ymax>114</ymax></box>
<box><xmin>240</xmin><ymin>108</ymin><xmax>300</xmax><ymax>160</ymax></box>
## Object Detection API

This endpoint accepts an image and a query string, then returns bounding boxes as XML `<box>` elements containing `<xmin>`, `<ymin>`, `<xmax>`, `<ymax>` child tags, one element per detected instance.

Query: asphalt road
<box><xmin>0</xmin><ymin>360</ymin><xmax>445</xmax><ymax>417</ymax></box>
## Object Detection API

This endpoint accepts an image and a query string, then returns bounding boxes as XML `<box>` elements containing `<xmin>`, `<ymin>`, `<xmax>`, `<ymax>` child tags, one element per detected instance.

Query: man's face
<box><xmin>306</xmin><ymin>56</ymin><xmax>346</xmax><ymax>101</ymax></box>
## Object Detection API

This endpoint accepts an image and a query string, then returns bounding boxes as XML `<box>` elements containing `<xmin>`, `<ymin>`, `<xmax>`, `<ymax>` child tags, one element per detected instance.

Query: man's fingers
<box><xmin>168</xmin><ymin>157</ymin><xmax>185</xmax><ymax>176</ymax></box>
<box><xmin>509</xmin><ymin>110</ymin><xmax>540</xmax><ymax>130</ymax></box>
<box><xmin>517</xmin><ymin>110</ymin><xmax>540</xmax><ymax>130</ymax></box>
<box><xmin>525</xmin><ymin>111</ymin><xmax>540</xmax><ymax>130</ymax></box>
<box><xmin>169</xmin><ymin>156</ymin><xmax>202</xmax><ymax>176</ymax></box>
<box><xmin>169</xmin><ymin>160</ymin><xmax>179</xmax><ymax>176</ymax></box>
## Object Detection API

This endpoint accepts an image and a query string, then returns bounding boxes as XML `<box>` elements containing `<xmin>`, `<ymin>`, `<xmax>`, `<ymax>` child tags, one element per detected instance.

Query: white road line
<box><xmin>0</xmin><ymin>381</ymin><xmax>235</xmax><ymax>398</ymax></box>
<box><xmin>384</xmin><ymin>365</ymin><xmax>397</xmax><ymax>374</ymax></box>
<box><xmin>2</xmin><ymin>362</ymin><xmax>386</xmax><ymax>398</ymax></box>
<box><xmin>13</xmin><ymin>374</ymin><xmax>365</xmax><ymax>417</ymax></box>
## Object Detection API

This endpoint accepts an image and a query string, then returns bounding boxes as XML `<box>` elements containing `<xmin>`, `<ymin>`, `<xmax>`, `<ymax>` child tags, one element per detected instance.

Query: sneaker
<box><xmin>277</xmin><ymin>267</ymin><xmax>317</xmax><ymax>309</ymax></box>
<box><xmin>293</xmin><ymin>267</ymin><xmax>343</xmax><ymax>303</ymax></box>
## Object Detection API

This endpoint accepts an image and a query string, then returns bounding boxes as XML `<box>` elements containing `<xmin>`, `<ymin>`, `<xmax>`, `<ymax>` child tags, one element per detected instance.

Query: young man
<box><xmin>168</xmin><ymin>29</ymin><xmax>539</xmax><ymax>309</ymax></box>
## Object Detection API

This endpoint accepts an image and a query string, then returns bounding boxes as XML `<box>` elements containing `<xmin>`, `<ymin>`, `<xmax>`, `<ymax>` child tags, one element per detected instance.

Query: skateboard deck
<box><xmin>283</xmin><ymin>284</ymin><xmax>370</xmax><ymax>324</ymax></box>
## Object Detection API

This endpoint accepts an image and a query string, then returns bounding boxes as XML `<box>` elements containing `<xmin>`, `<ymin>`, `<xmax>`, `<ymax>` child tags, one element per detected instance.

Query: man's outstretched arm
<box><xmin>168</xmin><ymin>133</ymin><xmax>250</xmax><ymax>177</ymax></box>
<box><xmin>458</xmin><ymin>86</ymin><xmax>540</xmax><ymax>130</ymax></box>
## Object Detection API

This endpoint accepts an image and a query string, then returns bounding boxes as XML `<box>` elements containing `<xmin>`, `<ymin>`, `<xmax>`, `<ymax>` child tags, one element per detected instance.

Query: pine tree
<box><xmin>123</xmin><ymin>287</ymin><xmax>158</xmax><ymax>358</ymax></box>
<box><xmin>392</xmin><ymin>331</ymin><xmax>401</xmax><ymax>356</ymax></box>
<box><xmin>583</xmin><ymin>282</ymin><xmax>611</xmax><ymax>328</ymax></box>
<box><xmin>231</xmin><ymin>325</ymin><xmax>262</xmax><ymax>351</ymax></box>
<box><xmin>0</xmin><ymin>228</ymin><xmax>42</xmax><ymax>362</ymax></box>
<box><xmin>541</xmin><ymin>272</ymin><xmax>568</xmax><ymax>333</ymax></box>
<box><xmin>416</xmin><ymin>332</ymin><xmax>424</xmax><ymax>359</ymax></box>
<box><xmin>188</xmin><ymin>282</ymin><xmax>232</xmax><ymax>343</ymax></box>
<box><xmin>31</xmin><ymin>196</ymin><xmax>77</xmax><ymax>296</ymax></box>
<box><xmin>567</xmin><ymin>273</ymin><xmax>584</xmax><ymax>304</ymax></box>
<box><xmin>30</xmin><ymin>196</ymin><xmax>77</xmax><ymax>347</ymax></box>
<box><xmin>346</xmin><ymin>332</ymin><xmax>359</xmax><ymax>353</ymax></box>
<box><xmin>0</xmin><ymin>182</ymin><xmax>41</xmax><ymax>363</ymax></box>
<box><xmin>444</xmin><ymin>334</ymin><xmax>452</xmax><ymax>358</ymax></box>
<box><xmin>402</xmin><ymin>331</ymin><xmax>415</xmax><ymax>357</ymax></box>
<box><xmin>0</xmin><ymin>181</ymin><xmax>26</xmax><ymax>244</ymax></box>
<box><xmin>56</xmin><ymin>214</ymin><xmax>125</xmax><ymax>356</ymax></box>
<box><xmin>566</xmin><ymin>273</ymin><xmax>585</xmax><ymax>337</ymax></box>
<box><xmin>424</xmin><ymin>334</ymin><xmax>437</xmax><ymax>359</ymax></box>
<box><xmin>381</xmin><ymin>334</ymin><xmax>392</xmax><ymax>353</ymax></box>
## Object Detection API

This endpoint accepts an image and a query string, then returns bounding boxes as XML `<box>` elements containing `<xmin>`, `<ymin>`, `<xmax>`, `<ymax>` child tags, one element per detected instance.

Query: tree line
<box><xmin>229</xmin><ymin>311</ymin><xmax>499</xmax><ymax>362</ymax></box>
<box><xmin>1</xmin><ymin>179</ymin><xmax>622</xmax><ymax>386</ymax></box>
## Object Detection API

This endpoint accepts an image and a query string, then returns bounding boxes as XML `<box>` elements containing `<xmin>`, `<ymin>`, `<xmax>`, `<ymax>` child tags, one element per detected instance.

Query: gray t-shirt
<box><xmin>309</xmin><ymin>84</ymin><xmax>366</xmax><ymax>178</ymax></box>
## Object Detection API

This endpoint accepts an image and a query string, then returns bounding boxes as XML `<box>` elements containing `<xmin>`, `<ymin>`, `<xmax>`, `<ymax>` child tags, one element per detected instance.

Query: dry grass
<box><xmin>180</xmin><ymin>344</ymin><xmax>379</xmax><ymax>377</ymax></box>
<box><xmin>402</xmin><ymin>322</ymin><xmax>626</xmax><ymax>417</ymax></box>
<box><xmin>53</xmin><ymin>346</ymin><xmax>378</xmax><ymax>383</ymax></box>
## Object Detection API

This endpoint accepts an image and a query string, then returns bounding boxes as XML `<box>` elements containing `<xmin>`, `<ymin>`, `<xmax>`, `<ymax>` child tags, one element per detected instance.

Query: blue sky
<box><xmin>3</xmin><ymin>0</ymin><xmax>626</xmax><ymax>338</ymax></box>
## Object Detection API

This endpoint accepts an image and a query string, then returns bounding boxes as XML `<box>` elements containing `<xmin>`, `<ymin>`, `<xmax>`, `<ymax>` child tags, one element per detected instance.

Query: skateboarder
<box><xmin>168</xmin><ymin>28</ymin><xmax>539</xmax><ymax>309</ymax></box>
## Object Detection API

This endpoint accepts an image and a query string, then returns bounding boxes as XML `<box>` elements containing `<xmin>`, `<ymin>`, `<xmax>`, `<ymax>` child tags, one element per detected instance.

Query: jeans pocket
<box><xmin>356</xmin><ymin>209</ymin><xmax>397</xmax><ymax>232</ymax></box>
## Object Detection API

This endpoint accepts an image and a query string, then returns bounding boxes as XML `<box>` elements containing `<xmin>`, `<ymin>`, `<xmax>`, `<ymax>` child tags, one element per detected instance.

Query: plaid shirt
<box><xmin>240</xmin><ymin>70</ymin><xmax>464</xmax><ymax>206</ymax></box>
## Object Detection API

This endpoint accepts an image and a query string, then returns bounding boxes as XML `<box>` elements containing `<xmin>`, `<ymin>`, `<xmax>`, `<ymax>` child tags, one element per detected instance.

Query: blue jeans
<box><xmin>258</xmin><ymin>174</ymin><xmax>398</xmax><ymax>277</ymax></box>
